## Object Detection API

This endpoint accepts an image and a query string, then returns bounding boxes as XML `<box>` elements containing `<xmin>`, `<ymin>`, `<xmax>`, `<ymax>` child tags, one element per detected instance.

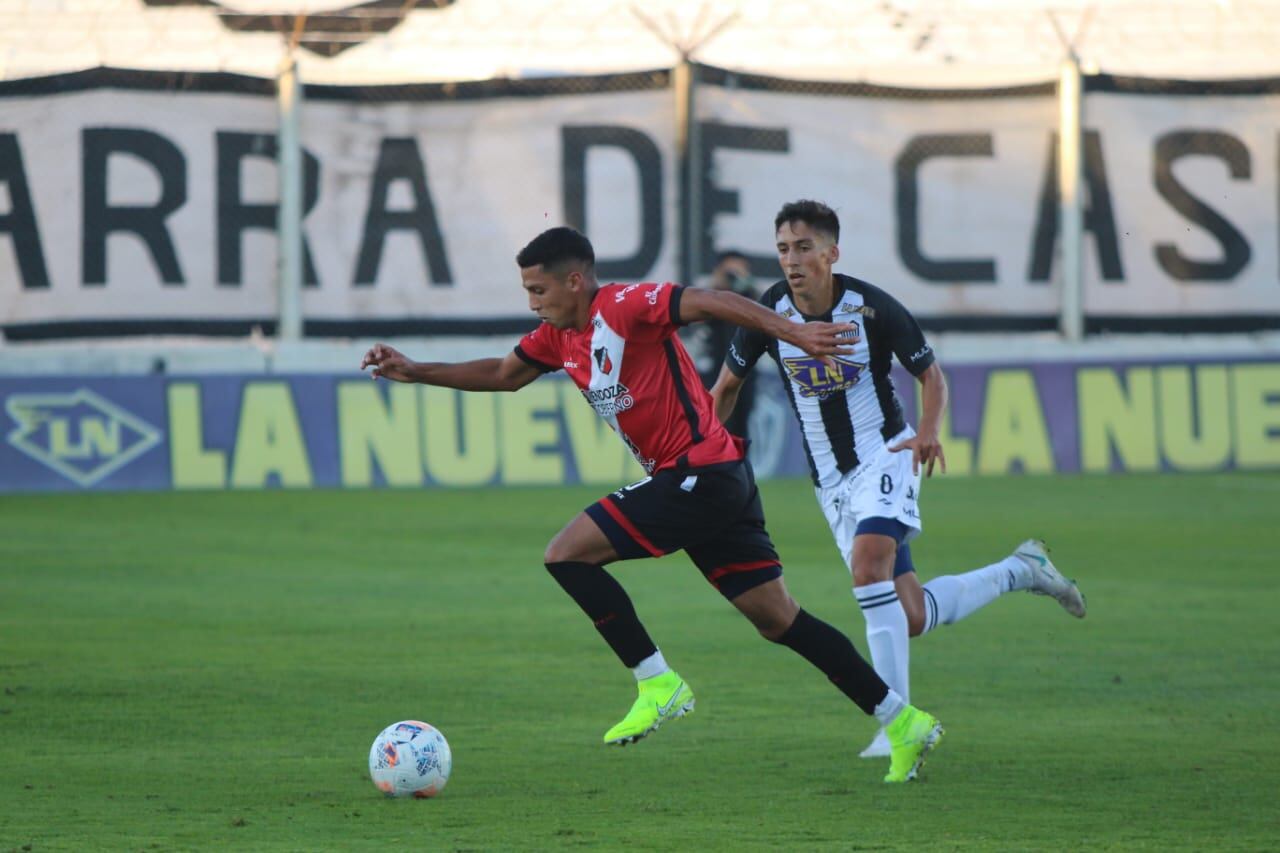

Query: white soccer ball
<box><xmin>368</xmin><ymin>720</ymin><xmax>452</xmax><ymax>798</ymax></box>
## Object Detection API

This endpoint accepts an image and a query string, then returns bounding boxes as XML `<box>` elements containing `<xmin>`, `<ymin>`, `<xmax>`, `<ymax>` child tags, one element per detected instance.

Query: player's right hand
<box><xmin>791</xmin><ymin>321</ymin><xmax>859</xmax><ymax>363</ymax></box>
<box><xmin>360</xmin><ymin>343</ymin><xmax>415</xmax><ymax>382</ymax></box>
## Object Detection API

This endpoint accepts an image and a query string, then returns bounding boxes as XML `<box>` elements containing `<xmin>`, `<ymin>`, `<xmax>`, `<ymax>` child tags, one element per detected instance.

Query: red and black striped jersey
<box><xmin>515</xmin><ymin>282</ymin><xmax>743</xmax><ymax>475</ymax></box>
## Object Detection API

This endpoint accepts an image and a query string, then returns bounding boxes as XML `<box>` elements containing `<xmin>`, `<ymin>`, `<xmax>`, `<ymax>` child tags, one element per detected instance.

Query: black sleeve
<box><xmin>724</xmin><ymin>324</ymin><xmax>768</xmax><ymax>378</ymax></box>
<box><xmin>876</xmin><ymin>290</ymin><xmax>935</xmax><ymax>376</ymax></box>
<box><xmin>667</xmin><ymin>284</ymin><xmax>686</xmax><ymax>327</ymax></box>
<box><xmin>513</xmin><ymin>345</ymin><xmax>559</xmax><ymax>374</ymax></box>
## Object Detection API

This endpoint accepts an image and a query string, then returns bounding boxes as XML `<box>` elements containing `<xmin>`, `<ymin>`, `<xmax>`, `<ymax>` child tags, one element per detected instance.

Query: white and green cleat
<box><xmin>1016</xmin><ymin>539</ymin><xmax>1087</xmax><ymax>618</ymax></box>
<box><xmin>603</xmin><ymin>670</ymin><xmax>694</xmax><ymax>746</ymax></box>
<box><xmin>884</xmin><ymin>705</ymin><xmax>944</xmax><ymax>783</ymax></box>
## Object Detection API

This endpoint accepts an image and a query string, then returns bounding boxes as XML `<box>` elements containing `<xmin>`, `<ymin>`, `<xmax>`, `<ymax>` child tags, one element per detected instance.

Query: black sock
<box><xmin>545</xmin><ymin>561</ymin><xmax>658</xmax><ymax>668</ymax></box>
<box><xmin>775</xmin><ymin>608</ymin><xmax>889</xmax><ymax>715</ymax></box>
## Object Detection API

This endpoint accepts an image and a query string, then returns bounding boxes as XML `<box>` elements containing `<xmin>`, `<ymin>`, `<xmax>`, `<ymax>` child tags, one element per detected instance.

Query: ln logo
<box><xmin>6</xmin><ymin>389</ymin><xmax>161</xmax><ymax>486</ymax></box>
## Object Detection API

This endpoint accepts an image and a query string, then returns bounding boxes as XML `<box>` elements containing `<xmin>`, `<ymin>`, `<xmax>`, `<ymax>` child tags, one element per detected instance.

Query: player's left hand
<box><xmin>889</xmin><ymin>432</ymin><xmax>946</xmax><ymax>477</ymax></box>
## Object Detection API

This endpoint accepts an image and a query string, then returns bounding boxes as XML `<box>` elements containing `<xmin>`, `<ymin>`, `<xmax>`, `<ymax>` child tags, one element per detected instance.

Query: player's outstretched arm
<box><xmin>679</xmin><ymin>288</ymin><xmax>857</xmax><ymax>360</ymax></box>
<box><xmin>360</xmin><ymin>343</ymin><xmax>541</xmax><ymax>392</ymax></box>
<box><xmin>709</xmin><ymin>364</ymin><xmax>744</xmax><ymax>426</ymax></box>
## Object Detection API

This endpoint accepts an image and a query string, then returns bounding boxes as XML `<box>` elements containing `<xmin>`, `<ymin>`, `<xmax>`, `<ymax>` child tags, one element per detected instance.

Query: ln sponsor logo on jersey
<box><xmin>5</xmin><ymin>388</ymin><xmax>161</xmax><ymax>486</ymax></box>
<box><xmin>781</xmin><ymin>356</ymin><xmax>866</xmax><ymax>398</ymax></box>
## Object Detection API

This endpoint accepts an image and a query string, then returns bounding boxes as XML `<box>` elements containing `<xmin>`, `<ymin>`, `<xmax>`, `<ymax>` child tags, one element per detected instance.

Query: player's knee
<box><xmin>851</xmin><ymin>539</ymin><xmax>897</xmax><ymax>586</ymax></box>
<box><xmin>906</xmin><ymin>609</ymin><xmax>926</xmax><ymax>637</ymax></box>
<box><xmin>732</xmin><ymin>582</ymin><xmax>798</xmax><ymax>641</ymax></box>
<box><xmin>750</xmin><ymin>600</ymin><xmax>801</xmax><ymax>641</ymax></box>
<box><xmin>852</xmin><ymin>559</ymin><xmax>893</xmax><ymax>587</ymax></box>
<box><xmin>756</xmin><ymin>615</ymin><xmax>793</xmax><ymax>642</ymax></box>
<box><xmin>543</xmin><ymin>537</ymin><xmax>574</xmax><ymax>566</ymax></box>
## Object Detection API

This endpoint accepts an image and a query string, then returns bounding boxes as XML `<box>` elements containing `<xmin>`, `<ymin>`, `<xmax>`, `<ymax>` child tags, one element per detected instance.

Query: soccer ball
<box><xmin>368</xmin><ymin>720</ymin><xmax>452</xmax><ymax>798</ymax></box>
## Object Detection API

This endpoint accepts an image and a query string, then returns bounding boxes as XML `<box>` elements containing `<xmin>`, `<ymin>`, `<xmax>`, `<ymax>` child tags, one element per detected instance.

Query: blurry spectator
<box><xmin>683</xmin><ymin>250</ymin><xmax>759</xmax><ymax>439</ymax></box>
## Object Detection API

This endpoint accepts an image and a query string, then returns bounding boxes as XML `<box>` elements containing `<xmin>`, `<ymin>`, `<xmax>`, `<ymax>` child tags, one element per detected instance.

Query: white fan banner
<box><xmin>1</xmin><ymin>76</ymin><xmax>1277</xmax><ymax>334</ymax></box>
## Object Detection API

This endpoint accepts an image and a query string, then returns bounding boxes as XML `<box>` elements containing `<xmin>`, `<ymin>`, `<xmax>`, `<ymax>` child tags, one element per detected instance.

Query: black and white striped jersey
<box><xmin>725</xmin><ymin>274</ymin><xmax>936</xmax><ymax>488</ymax></box>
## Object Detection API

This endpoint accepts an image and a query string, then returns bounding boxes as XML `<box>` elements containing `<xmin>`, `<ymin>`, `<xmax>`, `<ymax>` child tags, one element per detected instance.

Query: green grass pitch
<box><xmin>2</xmin><ymin>473</ymin><xmax>1277</xmax><ymax>851</ymax></box>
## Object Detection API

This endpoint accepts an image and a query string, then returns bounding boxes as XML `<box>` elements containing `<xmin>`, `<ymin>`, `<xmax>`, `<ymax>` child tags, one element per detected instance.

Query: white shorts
<box><xmin>815</xmin><ymin>429</ymin><xmax>923</xmax><ymax>571</ymax></box>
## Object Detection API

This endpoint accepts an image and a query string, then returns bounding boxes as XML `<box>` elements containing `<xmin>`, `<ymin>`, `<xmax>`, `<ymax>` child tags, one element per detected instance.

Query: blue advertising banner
<box><xmin>2</xmin><ymin>356</ymin><xmax>1278</xmax><ymax>493</ymax></box>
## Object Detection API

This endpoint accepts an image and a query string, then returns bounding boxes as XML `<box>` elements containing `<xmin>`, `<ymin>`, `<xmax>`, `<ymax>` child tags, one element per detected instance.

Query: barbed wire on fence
<box><xmin>5</xmin><ymin>0</ymin><xmax>1280</xmax><ymax>85</ymax></box>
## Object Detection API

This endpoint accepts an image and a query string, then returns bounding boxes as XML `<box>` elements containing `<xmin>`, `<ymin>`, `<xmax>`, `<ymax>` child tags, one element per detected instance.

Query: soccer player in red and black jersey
<box><xmin>361</xmin><ymin>226</ymin><xmax>943</xmax><ymax>782</ymax></box>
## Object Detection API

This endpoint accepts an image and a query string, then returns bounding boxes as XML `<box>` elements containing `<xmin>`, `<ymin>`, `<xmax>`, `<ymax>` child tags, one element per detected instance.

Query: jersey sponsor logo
<box><xmin>729</xmin><ymin>343</ymin><xmax>748</xmax><ymax>367</ymax></box>
<box><xmin>826</xmin><ymin>302</ymin><xmax>876</xmax><ymax>319</ymax></box>
<box><xmin>582</xmin><ymin>382</ymin><xmax>634</xmax><ymax>417</ymax></box>
<box><xmin>909</xmin><ymin>345</ymin><xmax>932</xmax><ymax>364</ymax></box>
<box><xmin>613</xmin><ymin>283</ymin><xmax>642</xmax><ymax>302</ymax></box>
<box><xmin>5</xmin><ymin>388</ymin><xmax>161</xmax><ymax>487</ymax></box>
<box><xmin>613</xmin><ymin>282</ymin><xmax>667</xmax><ymax>305</ymax></box>
<box><xmin>592</xmin><ymin>346</ymin><xmax>614</xmax><ymax>375</ymax></box>
<box><xmin>620</xmin><ymin>432</ymin><xmax>656</xmax><ymax>473</ymax></box>
<box><xmin>563</xmin><ymin>361</ymin><xmax>580</xmax><ymax>369</ymax></box>
<box><xmin>781</xmin><ymin>356</ymin><xmax>866</xmax><ymax>398</ymax></box>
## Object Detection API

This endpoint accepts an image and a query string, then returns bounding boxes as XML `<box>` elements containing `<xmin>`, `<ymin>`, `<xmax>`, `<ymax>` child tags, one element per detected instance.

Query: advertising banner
<box><xmin>2</xmin><ymin>356</ymin><xmax>1277</xmax><ymax>493</ymax></box>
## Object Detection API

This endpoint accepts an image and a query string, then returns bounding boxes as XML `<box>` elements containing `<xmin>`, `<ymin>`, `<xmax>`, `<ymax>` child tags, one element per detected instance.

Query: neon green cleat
<box><xmin>884</xmin><ymin>705</ymin><xmax>944</xmax><ymax>783</ymax></box>
<box><xmin>603</xmin><ymin>670</ymin><xmax>695</xmax><ymax>746</ymax></box>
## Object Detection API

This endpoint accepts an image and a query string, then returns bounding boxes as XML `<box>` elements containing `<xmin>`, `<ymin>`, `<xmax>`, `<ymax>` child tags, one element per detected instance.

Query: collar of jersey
<box><xmin>788</xmin><ymin>275</ymin><xmax>849</xmax><ymax>322</ymax></box>
<box><xmin>567</xmin><ymin>286</ymin><xmax>606</xmax><ymax>333</ymax></box>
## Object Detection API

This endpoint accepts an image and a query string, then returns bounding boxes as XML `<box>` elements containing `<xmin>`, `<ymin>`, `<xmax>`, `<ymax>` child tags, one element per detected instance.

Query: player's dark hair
<box><xmin>516</xmin><ymin>226</ymin><xmax>596</xmax><ymax>273</ymax></box>
<box><xmin>775</xmin><ymin>200</ymin><xmax>840</xmax><ymax>243</ymax></box>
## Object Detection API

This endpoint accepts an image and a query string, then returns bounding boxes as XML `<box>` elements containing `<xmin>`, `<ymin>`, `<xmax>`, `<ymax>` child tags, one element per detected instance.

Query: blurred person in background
<box><xmin>682</xmin><ymin>250</ymin><xmax>759</xmax><ymax>440</ymax></box>
<box><xmin>711</xmin><ymin>200</ymin><xmax>1087</xmax><ymax>759</ymax></box>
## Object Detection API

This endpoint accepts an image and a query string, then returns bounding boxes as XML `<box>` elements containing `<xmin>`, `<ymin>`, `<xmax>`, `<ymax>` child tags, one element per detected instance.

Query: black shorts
<box><xmin>585</xmin><ymin>460</ymin><xmax>782</xmax><ymax>600</ymax></box>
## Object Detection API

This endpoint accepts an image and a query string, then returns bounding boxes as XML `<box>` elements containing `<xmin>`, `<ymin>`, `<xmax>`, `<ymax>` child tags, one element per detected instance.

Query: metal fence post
<box><xmin>674</xmin><ymin>56</ymin><xmax>702</xmax><ymax>288</ymax></box>
<box><xmin>276</xmin><ymin>51</ymin><xmax>303</xmax><ymax>342</ymax></box>
<box><xmin>1057</xmin><ymin>55</ymin><xmax>1085</xmax><ymax>340</ymax></box>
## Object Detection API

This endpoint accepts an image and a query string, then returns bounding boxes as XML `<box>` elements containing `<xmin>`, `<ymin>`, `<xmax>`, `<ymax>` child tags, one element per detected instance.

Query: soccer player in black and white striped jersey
<box><xmin>711</xmin><ymin>200</ymin><xmax>1087</xmax><ymax>759</ymax></box>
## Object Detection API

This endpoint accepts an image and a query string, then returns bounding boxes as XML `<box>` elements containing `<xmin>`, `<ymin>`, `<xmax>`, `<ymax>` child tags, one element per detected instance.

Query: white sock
<box><xmin>855</xmin><ymin>581</ymin><xmax>910</xmax><ymax>704</ymax></box>
<box><xmin>920</xmin><ymin>555</ymin><xmax>1032</xmax><ymax>634</ymax></box>
<box><xmin>872</xmin><ymin>688</ymin><xmax>908</xmax><ymax>727</ymax></box>
<box><xmin>631</xmin><ymin>650</ymin><xmax>669</xmax><ymax>681</ymax></box>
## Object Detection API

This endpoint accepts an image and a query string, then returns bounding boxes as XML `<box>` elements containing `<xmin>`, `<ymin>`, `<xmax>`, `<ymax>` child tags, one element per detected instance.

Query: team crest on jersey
<box><xmin>780</xmin><ymin>307</ymin><xmax>797</xmax><ymax>319</ymax></box>
<box><xmin>782</xmin><ymin>356</ymin><xmax>866</xmax><ymax>398</ymax></box>
<box><xmin>592</xmin><ymin>346</ymin><xmax>614</xmax><ymax>374</ymax></box>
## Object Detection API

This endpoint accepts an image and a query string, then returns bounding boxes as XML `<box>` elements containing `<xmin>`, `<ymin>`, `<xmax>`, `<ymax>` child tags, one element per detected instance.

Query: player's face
<box><xmin>776</xmin><ymin>220</ymin><xmax>839</xmax><ymax>297</ymax></box>
<box><xmin>521</xmin><ymin>263</ymin><xmax>583</xmax><ymax>329</ymax></box>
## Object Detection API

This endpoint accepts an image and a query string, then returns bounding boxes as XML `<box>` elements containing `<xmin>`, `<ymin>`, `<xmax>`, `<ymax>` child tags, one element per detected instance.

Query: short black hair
<box><xmin>516</xmin><ymin>226</ymin><xmax>595</xmax><ymax>273</ymax></box>
<box><xmin>714</xmin><ymin>249</ymin><xmax>749</xmax><ymax>267</ymax></box>
<box><xmin>774</xmin><ymin>200</ymin><xmax>840</xmax><ymax>243</ymax></box>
